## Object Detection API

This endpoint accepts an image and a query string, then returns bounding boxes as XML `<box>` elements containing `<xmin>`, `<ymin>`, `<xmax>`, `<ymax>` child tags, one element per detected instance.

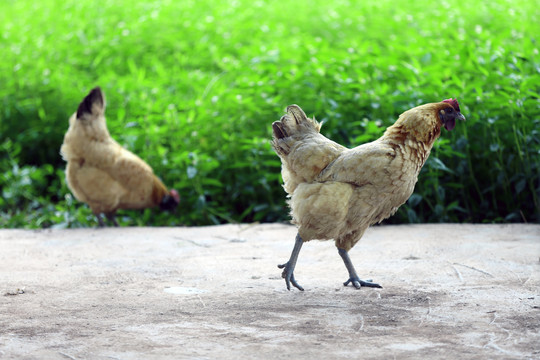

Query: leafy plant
<box><xmin>1</xmin><ymin>0</ymin><xmax>538</xmax><ymax>227</ymax></box>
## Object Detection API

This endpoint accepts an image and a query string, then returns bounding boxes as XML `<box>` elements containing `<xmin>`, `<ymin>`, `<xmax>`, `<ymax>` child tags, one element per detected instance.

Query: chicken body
<box><xmin>61</xmin><ymin>87</ymin><xmax>179</xmax><ymax>226</ymax></box>
<box><xmin>272</xmin><ymin>100</ymin><xmax>465</xmax><ymax>290</ymax></box>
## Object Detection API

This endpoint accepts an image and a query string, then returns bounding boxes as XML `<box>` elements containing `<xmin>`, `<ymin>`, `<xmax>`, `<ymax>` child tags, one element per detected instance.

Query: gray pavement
<box><xmin>1</xmin><ymin>224</ymin><xmax>539</xmax><ymax>359</ymax></box>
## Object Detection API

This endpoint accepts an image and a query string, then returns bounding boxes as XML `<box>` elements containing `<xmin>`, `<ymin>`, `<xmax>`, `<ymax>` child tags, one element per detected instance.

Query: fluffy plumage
<box><xmin>272</xmin><ymin>100</ymin><xmax>465</xmax><ymax>290</ymax></box>
<box><xmin>60</xmin><ymin>87</ymin><xmax>180</xmax><ymax>226</ymax></box>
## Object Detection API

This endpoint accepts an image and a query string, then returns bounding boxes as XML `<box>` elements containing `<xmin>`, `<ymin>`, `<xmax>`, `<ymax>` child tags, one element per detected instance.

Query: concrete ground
<box><xmin>0</xmin><ymin>223</ymin><xmax>539</xmax><ymax>359</ymax></box>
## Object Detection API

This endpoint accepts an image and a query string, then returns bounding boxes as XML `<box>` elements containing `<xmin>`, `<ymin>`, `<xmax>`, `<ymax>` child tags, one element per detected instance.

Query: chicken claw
<box><xmin>338</xmin><ymin>248</ymin><xmax>382</xmax><ymax>290</ymax></box>
<box><xmin>343</xmin><ymin>277</ymin><xmax>382</xmax><ymax>289</ymax></box>
<box><xmin>278</xmin><ymin>233</ymin><xmax>305</xmax><ymax>291</ymax></box>
<box><xmin>278</xmin><ymin>262</ymin><xmax>304</xmax><ymax>291</ymax></box>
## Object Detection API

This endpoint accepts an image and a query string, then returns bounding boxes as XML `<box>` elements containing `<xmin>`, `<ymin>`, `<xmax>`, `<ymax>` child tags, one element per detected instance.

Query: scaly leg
<box><xmin>96</xmin><ymin>213</ymin><xmax>119</xmax><ymax>227</ymax></box>
<box><xmin>105</xmin><ymin>212</ymin><xmax>119</xmax><ymax>227</ymax></box>
<box><xmin>277</xmin><ymin>233</ymin><xmax>304</xmax><ymax>291</ymax></box>
<box><xmin>338</xmin><ymin>248</ymin><xmax>382</xmax><ymax>289</ymax></box>
<box><xmin>96</xmin><ymin>214</ymin><xmax>106</xmax><ymax>228</ymax></box>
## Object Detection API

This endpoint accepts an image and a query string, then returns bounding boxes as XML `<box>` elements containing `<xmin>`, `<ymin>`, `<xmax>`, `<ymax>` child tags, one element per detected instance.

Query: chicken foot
<box><xmin>338</xmin><ymin>248</ymin><xmax>382</xmax><ymax>289</ymax></box>
<box><xmin>278</xmin><ymin>233</ymin><xmax>305</xmax><ymax>291</ymax></box>
<box><xmin>96</xmin><ymin>213</ymin><xmax>119</xmax><ymax>227</ymax></box>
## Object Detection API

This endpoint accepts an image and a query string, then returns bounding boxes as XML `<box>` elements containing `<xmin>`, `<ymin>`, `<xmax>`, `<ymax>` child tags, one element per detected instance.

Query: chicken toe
<box><xmin>338</xmin><ymin>248</ymin><xmax>382</xmax><ymax>289</ymax></box>
<box><xmin>344</xmin><ymin>277</ymin><xmax>382</xmax><ymax>289</ymax></box>
<box><xmin>278</xmin><ymin>262</ymin><xmax>304</xmax><ymax>291</ymax></box>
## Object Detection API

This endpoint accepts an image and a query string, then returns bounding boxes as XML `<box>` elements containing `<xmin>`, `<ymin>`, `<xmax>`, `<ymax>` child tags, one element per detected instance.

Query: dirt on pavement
<box><xmin>1</xmin><ymin>223</ymin><xmax>539</xmax><ymax>359</ymax></box>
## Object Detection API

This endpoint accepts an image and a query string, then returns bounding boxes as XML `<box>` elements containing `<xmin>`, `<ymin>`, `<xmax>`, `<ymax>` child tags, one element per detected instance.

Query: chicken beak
<box><xmin>457</xmin><ymin>112</ymin><xmax>466</xmax><ymax>122</ymax></box>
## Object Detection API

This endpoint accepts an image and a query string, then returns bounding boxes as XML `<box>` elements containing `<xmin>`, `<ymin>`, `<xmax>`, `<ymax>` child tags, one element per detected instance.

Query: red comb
<box><xmin>442</xmin><ymin>98</ymin><xmax>461</xmax><ymax>112</ymax></box>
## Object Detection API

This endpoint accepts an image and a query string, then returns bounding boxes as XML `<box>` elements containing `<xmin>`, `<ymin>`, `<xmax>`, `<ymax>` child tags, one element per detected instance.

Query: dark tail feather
<box><xmin>272</xmin><ymin>105</ymin><xmax>314</xmax><ymax>141</ymax></box>
<box><xmin>77</xmin><ymin>86</ymin><xmax>105</xmax><ymax>119</ymax></box>
<box><xmin>272</xmin><ymin>119</ymin><xmax>287</xmax><ymax>140</ymax></box>
<box><xmin>271</xmin><ymin>104</ymin><xmax>320</xmax><ymax>157</ymax></box>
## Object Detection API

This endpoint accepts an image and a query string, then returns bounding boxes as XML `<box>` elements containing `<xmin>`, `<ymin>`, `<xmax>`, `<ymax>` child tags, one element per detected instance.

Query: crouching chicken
<box><xmin>272</xmin><ymin>99</ymin><xmax>465</xmax><ymax>290</ymax></box>
<box><xmin>60</xmin><ymin>87</ymin><xmax>180</xmax><ymax>226</ymax></box>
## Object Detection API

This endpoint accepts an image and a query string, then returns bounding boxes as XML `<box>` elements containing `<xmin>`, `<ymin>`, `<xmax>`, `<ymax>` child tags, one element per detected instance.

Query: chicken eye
<box><xmin>447</xmin><ymin>107</ymin><xmax>454</xmax><ymax>113</ymax></box>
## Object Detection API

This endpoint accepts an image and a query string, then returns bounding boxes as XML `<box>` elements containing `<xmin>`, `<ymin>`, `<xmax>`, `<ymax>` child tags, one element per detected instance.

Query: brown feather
<box><xmin>61</xmin><ymin>88</ymin><xmax>176</xmax><ymax>222</ymax></box>
<box><xmin>273</xmin><ymin>101</ymin><xmax>463</xmax><ymax>251</ymax></box>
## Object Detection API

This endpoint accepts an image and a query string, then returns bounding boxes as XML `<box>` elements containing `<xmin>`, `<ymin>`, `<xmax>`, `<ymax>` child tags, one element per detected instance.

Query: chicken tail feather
<box><xmin>272</xmin><ymin>121</ymin><xmax>288</xmax><ymax>139</ymax></box>
<box><xmin>272</xmin><ymin>105</ymin><xmax>321</xmax><ymax>156</ymax></box>
<box><xmin>77</xmin><ymin>86</ymin><xmax>105</xmax><ymax>120</ymax></box>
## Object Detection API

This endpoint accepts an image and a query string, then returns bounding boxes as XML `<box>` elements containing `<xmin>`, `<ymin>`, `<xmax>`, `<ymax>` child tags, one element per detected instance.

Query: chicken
<box><xmin>272</xmin><ymin>99</ymin><xmax>465</xmax><ymax>290</ymax></box>
<box><xmin>60</xmin><ymin>87</ymin><xmax>180</xmax><ymax>226</ymax></box>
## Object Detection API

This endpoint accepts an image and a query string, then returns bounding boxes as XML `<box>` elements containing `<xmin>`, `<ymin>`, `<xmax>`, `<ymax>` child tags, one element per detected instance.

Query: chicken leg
<box><xmin>106</xmin><ymin>212</ymin><xmax>119</xmax><ymax>227</ymax></box>
<box><xmin>338</xmin><ymin>248</ymin><xmax>382</xmax><ymax>289</ymax></box>
<box><xmin>96</xmin><ymin>214</ymin><xmax>106</xmax><ymax>227</ymax></box>
<box><xmin>96</xmin><ymin>212</ymin><xmax>119</xmax><ymax>227</ymax></box>
<box><xmin>278</xmin><ymin>233</ymin><xmax>305</xmax><ymax>291</ymax></box>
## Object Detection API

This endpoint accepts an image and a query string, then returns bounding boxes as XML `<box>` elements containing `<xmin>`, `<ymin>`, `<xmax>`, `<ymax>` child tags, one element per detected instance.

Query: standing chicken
<box><xmin>60</xmin><ymin>87</ymin><xmax>180</xmax><ymax>226</ymax></box>
<box><xmin>272</xmin><ymin>99</ymin><xmax>465</xmax><ymax>290</ymax></box>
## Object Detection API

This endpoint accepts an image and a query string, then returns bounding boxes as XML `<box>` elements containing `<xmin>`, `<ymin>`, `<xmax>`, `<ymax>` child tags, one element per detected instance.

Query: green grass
<box><xmin>1</xmin><ymin>0</ymin><xmax>539</xmax><ymax>228</ymax></box>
